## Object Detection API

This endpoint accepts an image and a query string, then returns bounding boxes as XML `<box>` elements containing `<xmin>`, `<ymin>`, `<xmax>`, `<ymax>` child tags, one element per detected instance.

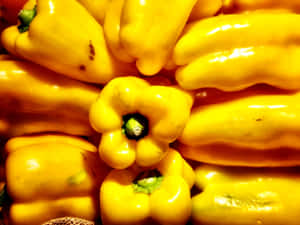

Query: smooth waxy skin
<box><xmin>1</xmin><ymin>0</ymin><xmax>136</xmax><ymax>84</ymax></box>
<box><xmin>5</xmin><ymin>134</ymin><xmax>109</xmax><ymax>225</ymax></box>
<box><xmin>174</xmin><ymin>13</ymin><xmax>300</xmax><ymax>66</ymax></box>
<box><xmin>104</xmin><ymin>0</ymin><xmax>197</xmax><ymax>75</ymax></box>
<box><xmin>180</xmin><ymin>92</ymin><xmax>300</xmax><ymax>149</ymax></box>
<box><xmin>100</xmin><ymin>149</ymin><xmax>194</xmax><ymax>225</ymax></box>
<box><xmin>0</xmin><ymin>60</ymin><xmax>99</xmax><ymax>137</ymax></box>
<box><xmin>104</xmin><ymin>0</ymin><xmax>134</xmax><ymax>63</ymax></box>
<box><xmin>77</xmin><ymin>0</ymin><xmax>111</xmax><ymax>24</ymax></box>
<box><xmin>189</xmin><ymin>0</ymin><xmax>222</xmax><ymax>21</ymax></box>
<box><xmin>176</xmin><ymin>46</ymin><xmax>300</xmax><ymax>91</ymax></box>
<box><xmin>90</xmin><ymin>76</ymin><xmax>193</xmax><ymax>169</ymax></box>
<box><xmin>192</xmin><ymin>165</ymin><xmax>300</xmax><ymax>225</ymax></box>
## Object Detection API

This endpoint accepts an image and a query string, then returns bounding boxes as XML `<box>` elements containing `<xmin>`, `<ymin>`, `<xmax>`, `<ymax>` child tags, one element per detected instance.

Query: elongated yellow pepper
<box><xmin>1</xmin><ymin>0</ymin><xmax>136</xmax><ymax>84</ymax></box>
<box><xmin>173</xmin><ymin>12</ymin><xmax>300</xmax><ymax>91</ymax></box>
<box><xmin>90</xmin><ymin>76</ymin><xmax>193</xmax><ymax>169</ymax></box>
<box><xmin>104</xmin><ymin>0</ymin><xmax>197</xmax><ymax>75</ymax></box>
<box><xmin>180</xmin><ymin>92</ymin><xmax>300</xmax><ymax>150</ymax></box>
<box><xmin>174</xmin><ymin>12</ymin><xmax>300</xmax><ymax>66</ymax></box>
<box><xmin>100</xmin><ymin>149</ymin><xmax>194</xmax><ymax>225</ymax></box>
<box><xmin>5</xmin><ymin>134</ymin><xmax>109</xmax><ymax>225</ymax></box>
<box><xmin>192</xmin><ymin>164</ymin><xmax>300</xmax><ymax>225</ymax></box>
<box><xmin>0</xmin><ymin>60</ymin><xmax>99</xmax><ymax>137</ymax></box>
<box><xmin>176</xmin><ymin>46</ymin><xmax>300</xmax><ymax>91</ymax></box>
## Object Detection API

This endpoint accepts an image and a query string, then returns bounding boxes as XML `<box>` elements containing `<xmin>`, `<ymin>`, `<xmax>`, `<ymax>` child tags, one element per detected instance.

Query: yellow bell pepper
<box><xmin>180</xmin><ymin>91</ymin><xmax>300</xmax><ymax>150</ymax></box>
<box><xmin>77</xmin><ymin>0</ymin><xmax>111</xmax><ymax>25</ymax></box>
<box><xmin>192</xmin><ymin>164</ymin><xmax>300</xmax><ymax>225</ymax></box>
<box><xmin>176</xmin><ymin>45</ymin><xmax>300</xmax><ymax>91</ymax></box>
<box><xmin>103</xmin><ymin>0</ymin><xmax>134</xmax><ymax>63</ymax></box>
<box><xmin>1</xmin><ymin>0</ymin><xmax>136</xmax><ymax>84</ymax></box>
<box><xmin>178</xmin><ymin>142</ymin><xmax>300</xmax><ymax>167</ymax></box>
<box><xmin>189</xmin><ymin>0</ymin><xmax>222</xmax><ymax>21</ymax></box>
<box><xmin>5</xmin><ymin>134</ymin><xmax>110</xmax><ymax>225</ymax></box>
<box><xmin>223</xmin><ymin>0</ymin><xmax>300</xmax><ymax>13</ymax></box>
<box><xmin>89</xmin><ymin>76</ymin><xmax>193</xmax><ymax>169</ymax></box>
<box><xmin>173</xmin><ymin>12</ymin><xmax>300</xmax><ymax>66</ymax></box>
<box><xmin>103</xmin><ymin>0</ymin><xmax>197</xmax><ymax>75</ymax></box>
<box><xmin>0</xmin><ymin>59</ymin><xmax>100</xmax><ymax>137</ymax></box>
<box><xmin>178</xmin><ymin>91</ymin><xmax>300</xmax><ymax>167</ymax></box>
<box><xmin>100</xmin><ymin>149</ymin><xmax>194</xmax><ymax>225</ymax></box>
<box><xmin>174</xmin><ymin>12</ymin><xmax>300</xmax><ymax>91</ymax></box>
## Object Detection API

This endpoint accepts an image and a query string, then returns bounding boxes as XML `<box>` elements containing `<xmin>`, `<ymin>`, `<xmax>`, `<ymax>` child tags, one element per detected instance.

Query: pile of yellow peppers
<box><xmin>1</xmin><ymin>0</ymin><xmax>300</xmax><ymax>224</ymax></box>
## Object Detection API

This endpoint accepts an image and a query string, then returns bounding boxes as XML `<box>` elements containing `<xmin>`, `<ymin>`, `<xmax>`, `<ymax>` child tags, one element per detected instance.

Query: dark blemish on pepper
<box><xmin>79</xmin><ymin>65</ymin><xmax>86</xmax><ymax>71</ymax></box>
<box><xmin>89</xmin><ymin>40</ymin><xmax>95</xmax><ymax>61</ymax></box>
<box><xmin>256</xmin><ymin>118</ymin><xmax>262</xmax><ymax>122</ymax></box>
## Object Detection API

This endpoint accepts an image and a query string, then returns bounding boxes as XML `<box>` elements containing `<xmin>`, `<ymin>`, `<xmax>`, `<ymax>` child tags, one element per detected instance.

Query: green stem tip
<box><xmin>122</xmin><ymin>113</ymin><xmax>149</xmax><ymax>141</ymax></box>
<box><xmin>132</xmin><ymin>170</ymin><xmax>163</xmax><ymax>194</ymax></box>
<box><xmin>18</xmin><ymin>5</ymin><xmax>37</xmax><ymax>33</ymax></box>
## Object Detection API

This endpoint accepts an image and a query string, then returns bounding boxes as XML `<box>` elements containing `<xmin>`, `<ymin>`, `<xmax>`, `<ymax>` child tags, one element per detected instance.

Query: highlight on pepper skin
<box><xmin>192</xmin><ymin>164</ymin><xmax>300</xmax><ymax>225</ymax></box>
<box><xmin>100</xmin><ymin>149</ymin><xmax>195</xmax><ymax>225</ymax></box>
<box><xmin>89</xmin><ymin>76</ymin><xmax>193</xmax><ymax>169</ymax></box>
<box><xmin>5</xmin><ymin>134</ymin><xmax>109</xmax><ymax>225</ymax></box>
<box><xmin>103</xmin><ymin>0</ymin><xmax>197</xmax><ymax>75</ymax></box>
<box><xmin>0</xmin><ymin>59</ymin><xmax>100</xmax><ymax>138</ymax></box>
<box><xmin>173</xmin><ymin>12</ymin><xmax>300</xmax><ymax>91</ymax></box>
<box><xmin>1</xmin><ymin>0</ymin><xmax>137</xmax><ymax>84</ymax></box>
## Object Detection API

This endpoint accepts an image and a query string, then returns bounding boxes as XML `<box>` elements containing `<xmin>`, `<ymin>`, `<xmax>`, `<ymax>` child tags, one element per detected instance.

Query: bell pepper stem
<box><xmin>122</xmin><ymin>113</ymin><xmax>149</xmax><ymax>140</ymax></box>
<box><xmin>18</xmin><ymin>6</ymin><xmax>37</xmax><ymax>33</ymax></box>
<box><xmin>132</xmin><ymin>170</ymin><xmax>163</xmax><ymax>194</ymax></box>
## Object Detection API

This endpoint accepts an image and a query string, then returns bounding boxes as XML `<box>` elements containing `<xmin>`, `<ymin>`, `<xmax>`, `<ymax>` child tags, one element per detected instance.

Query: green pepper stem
<box><xmin>18</xmin><ymin>6</ymin><xmax>37</xmax><ymax>33</ymax></box>
<box><xmin>132</xmin><ymin>170</ymin><xmax>163</xmax><ymax>194</ymax></box>
<box><xmin>122</xmin><ymin>113</ymin><xmax>149</xmax><ymax>141</ymax></box>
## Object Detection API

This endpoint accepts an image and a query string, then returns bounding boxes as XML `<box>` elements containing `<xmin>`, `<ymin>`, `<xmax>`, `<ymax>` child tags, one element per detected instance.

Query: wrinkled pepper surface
<box><xmin>103</xmin><ymin>0</ymin><xmax>197</xmax><ymax>75</ymax></box>
<box><xmin>89</xmin><ymin>76</ymin><xmax>193</xmax><ymax>169</ymax></box>
<box><xmin>5</xmin><ymin>134</ymin><xmax>109</xmax><ymax>225</ymax></box>
<box><xmin>192</xmin><ymin>164</ymin><xmax>300</xmax><ymax>225</ymax></box>
<box><xmin>100</xmin><ymin>149</ymin><xmax>194</xmax><ymax>225</ymax></box>
<box><xmin>1</xmin><ymin>0</ymin><xmax>136</xmax><ymax>84</ymax></box>
<box><xmin>0</xmin><ymin>59</ymin><xmax>100</xmax><ymax>137</ymax></box>
<box><xmin>173</xmin><ymin>12</ymin><xmax>300</xmax><ymax>91</ymax></box>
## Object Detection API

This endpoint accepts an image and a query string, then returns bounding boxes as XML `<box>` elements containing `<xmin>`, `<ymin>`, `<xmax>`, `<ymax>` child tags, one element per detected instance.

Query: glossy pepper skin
<box><xmin>5</xmin><ymin>134</ymin><xmax>109</xmax><ymax>225</ymax></box>
<box><xmin>1</xmin><ymin>0</ymin><xmax>136</xmax><ymax>84</ymax></box>
<box><xmin>89</xmin><ymin>76</ymin><xmax>193</xmax><ymax>169</ymax></box>
<box><xmin>0</xmin><ymin>59</ymin><xmax>100</xmax><ymax>138</ymax></box>
<box><xmin>173</xmin><ymin>12</ymin><xmax>300</xmax><ymax>91</ymax></box>
<box><xmin>189</xmin><ymin>0</ymin><xmax>222</xmax><ymax>21</ymax></box>
<box><xmin>77</xmin><ymin>0</ymin><xmax>111</xmax><ymax>25</ymax></box>
<box><xmin>178</xmin><ymin>91</ymin><xmax>300</xmax><ymax>166</ymax></box>
<box><xmin>103</xmin><ymin>0</ymin><xmax>197</xmax><ymax>75</ymax></box>
<box><xmin>100</xmin><ymin>149</ymin><xmax>194</xmax><ymax>225</ymax></box>
<box><xmin>180</xmin><ymin>92</ymin><xmax>300</xmax><ymax>150</ymax></box>
<box><xmin>192</xmin><ymin>164</ymin><xmax>300</xmax><ymax>225</ymax></box>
